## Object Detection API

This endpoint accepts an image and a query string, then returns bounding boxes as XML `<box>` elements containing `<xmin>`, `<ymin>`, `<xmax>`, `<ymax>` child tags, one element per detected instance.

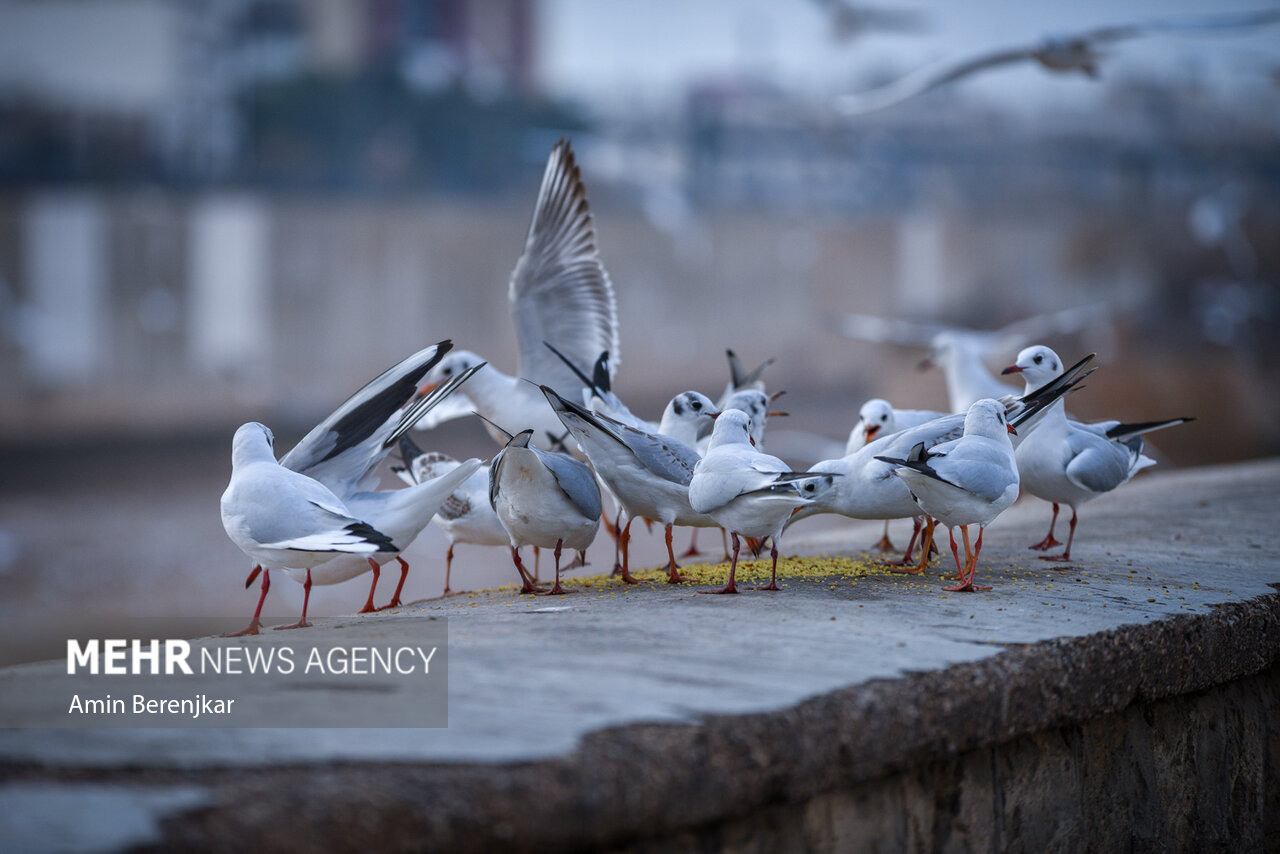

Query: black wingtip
<box><xmin>1104</xmin><ymin>416</ymin><xmax>1195</xmax><ymax>440</ymax></box>
<box><xmin>345</xmin><ymin>521</ymin><xmax>397</xmax><ymax>553</ymax></box>
<box><xmin>591</xmin><ymin>351</ymin><xmax>612</xmax><ymax>395</ymax></box>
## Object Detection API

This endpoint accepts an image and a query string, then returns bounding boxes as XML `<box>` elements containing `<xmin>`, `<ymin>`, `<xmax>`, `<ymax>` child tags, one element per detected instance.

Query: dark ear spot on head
<box><xmin>673</xmin><ymin>399</ymin><xmax>685</xmax><ymax>416</ymax></box>
<box><xmin>1051</xmin><ymin>360</ymin><xmax>1058</xmax><ymax>372</ymax></box>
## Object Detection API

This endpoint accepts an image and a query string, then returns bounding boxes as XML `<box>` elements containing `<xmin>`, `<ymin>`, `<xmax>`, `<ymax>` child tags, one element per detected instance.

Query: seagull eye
<box><xmin>1033</xmin><ymin>354</ymin><xmax>1043</xmax><ymax>365</ymax></box>
<box><xmin>691</xmin><ymin>400</ymin><xmax>701</xmax><ymax>411</ymax></box>
<box><xmin>881</xmin><ymin>415</ymin><xmax>888</xmax><ymax>422</ymax></box>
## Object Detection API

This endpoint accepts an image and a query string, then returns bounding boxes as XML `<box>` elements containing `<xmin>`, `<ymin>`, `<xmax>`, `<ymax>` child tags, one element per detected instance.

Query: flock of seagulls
<box><xmin>220</xmin><ymin>138</ymin><xmax>1193</xmax><ymax>632</ymax></box>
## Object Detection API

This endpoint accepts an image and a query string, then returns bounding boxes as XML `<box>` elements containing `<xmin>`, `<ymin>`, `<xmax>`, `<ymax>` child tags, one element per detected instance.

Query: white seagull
<box><xmin>1001</xmin><ymin>345</ymin><xmax>1193</xmax><ymax>561</ymax></box>
<box><xmin>542</xmin><ymin>385</ymin><xmax>720</xmax><ymax>585</ymax></box>
<box><xmin>844</xmin><ymin>398</ymin><xmax>947</xmax><ymax>553</ymax></box>
<box><xmin>836</xmin><ymin>9</ymin><xmax>1280</xmax><ymax>116</ymax></box>
<box><xmin>393</xmin><ymin>436</ymin><xmax>509</xmax><ymax>597</ymax></box>
<box><xmin>875</xmin><ymin>399</ymin><xmax>1021</xmax><ymax>592</ymax></box>
<box><xmin>689</xmin><ymin>410</ymin><xmax>839</xmax><ymax>594</ymax></box>
<box><xmin>415</xmin><ymin>139</ymin><xmax>619</xmax><ymax>449</ymax></box>
<box><xmin>488</xmin><ymin>425</ymin><xmax>603</xmax><ymax>595</ymax></box>
<box><xmin>221</xmin><ymin>423</ymin><xmax>399</xmax><ymax>634</ymax></box>
<box><xmin>230</xmin><ymin>342</ymin><xmax>479</xmax><ymax>632</ymax></box>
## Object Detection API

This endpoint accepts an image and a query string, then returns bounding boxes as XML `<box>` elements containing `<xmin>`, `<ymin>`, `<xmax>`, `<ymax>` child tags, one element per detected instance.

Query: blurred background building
<box><xmin>0</xmin><ymin>0</ymin><xmax>1277</xmax><ymax>623</ymax></box>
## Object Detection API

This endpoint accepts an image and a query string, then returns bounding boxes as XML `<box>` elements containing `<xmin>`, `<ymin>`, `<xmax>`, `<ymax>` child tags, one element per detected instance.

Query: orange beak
<box><xmin>864</xmin><ymin>425</ymin><xmax>880</xmax><ymax>443</ymax></box>
<box><xmin>417</xmin><ymin>382</ymin><xmax>440</xmax><ymax>397</ymax></box>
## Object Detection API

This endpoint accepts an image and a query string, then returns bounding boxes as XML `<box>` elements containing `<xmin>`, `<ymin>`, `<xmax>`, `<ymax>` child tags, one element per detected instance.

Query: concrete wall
<box><xmin>622</xmin><ymin>664</ymin><xmax>1279</xmax><ymax>853</ymax></box>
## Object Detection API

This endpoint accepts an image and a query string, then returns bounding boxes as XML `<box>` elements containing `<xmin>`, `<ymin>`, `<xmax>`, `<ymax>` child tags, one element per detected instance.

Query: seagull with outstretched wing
<box><xmin>414</xmin><ymin>139</ymin><xmax>619</xmax><ymax>450</ymax></box>
<box><xmin>836</xmin><ymin>8</ymin><xmax>1280</xmax><ymax>115</ymax></box>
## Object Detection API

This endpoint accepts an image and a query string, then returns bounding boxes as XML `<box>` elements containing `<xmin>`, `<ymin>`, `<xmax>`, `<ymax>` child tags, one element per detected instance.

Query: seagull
<box><xmin>689</xmin><ymin>409</ymin><xmax>840</xmax><ymax>594</ymax></box>
<box><xmin>230</xmin><ymin>342</ymin><xmax>480</xmax><ymax>632</ymax></box>
<box><xmin>834</xmin><ymin>305</ymin><xmax>1110</xmax><ymax>412</ymax></box>
<box><xmin>542</xmin><ymin>385</ymin><xmax>720</xmax><ymax>585</ymax></box>
<box><xmin>844</xmin><ymin>398</ymin><xmax>947</xmax><ymax>552</ymax></box>
<box><xmin>789</xmin><ymin>353</ymin><xmax>1094</xmax><ymax>572</ymax></box>
<box><xmin>414</xmin><ymin>138</ymin><xmax>619</xmax><ymax>449</ymax></box>
<box><xmin>875</xmin><ymin>399</ymin><xmax>1021</xmax><ymax>593</ymax></box>
<box><xmin>1001</xmin><ymin>345</ymin><xmax>1194</xmax><ymax>561</ymax></box>
<box><xmin>393</xmin><ymin>436</ymin><xmax>509</xmax><ymax>597</ymax></box>
<box><xmin>240</xmin><ymin>344</ymin><xmax>483</xmax><ymax>619</ymax></box>
<box><xmin>488</xmin><ymin>424</ymin><xmax>602</xmax><ymax>595</ymax></box>
<box><xmin>835</xmin><ymin>9</ymin><xmax>1280</xmax><ymax>116</ymax></box>
<box><xmin>220</xmin><ymin>423</ymin><xmax>399</xmax><ymax>635</ymax></box>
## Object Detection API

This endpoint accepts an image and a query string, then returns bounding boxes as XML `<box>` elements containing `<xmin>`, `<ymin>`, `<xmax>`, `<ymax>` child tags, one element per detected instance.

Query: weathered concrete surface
<box><xmin>617</xmin><ymin>664</ymin><xmax>1280</xmax><ymax>854</ymax></box>
<box><xmin>1</xmin><ymin>459</ymin><xmax>1278</xmax><ymax>852</ymax></box>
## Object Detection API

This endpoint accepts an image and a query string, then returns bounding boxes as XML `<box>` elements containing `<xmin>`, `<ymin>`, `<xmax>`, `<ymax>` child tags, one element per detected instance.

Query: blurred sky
<box><xmin>537</xmin><ymin>0</ymin><xmax>1280</xmax><ymax>112</ymax></box>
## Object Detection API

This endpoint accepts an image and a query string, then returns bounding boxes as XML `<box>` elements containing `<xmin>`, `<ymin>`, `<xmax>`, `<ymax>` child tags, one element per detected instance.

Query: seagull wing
<box><xmin>835</xmin><ymin>46</ymin><xmax>1035</xmax><ymax>115</ymax></box>
<box><xmin>280</xmin><ymin>341</ymin><xmax>451</xmax><ymax>492</ymax></box>
<box><xmin>535</xmin><ymin>447</ymin><xmax>604</xmax><ymax>520</ymax></box>
<box><xmin>510</xmin><ymin>139</ymin><xmax>619</xmax><ymax>394</ymax></box>
<box><xmin>1063</xmin><ymin>429</ymin><xmax>1137</xmax><ymax>494</ymax></box>
<box><xmin>833</xmin><ymin>313</ymin><xmax>955</xmax><ymax>346</ymax></box>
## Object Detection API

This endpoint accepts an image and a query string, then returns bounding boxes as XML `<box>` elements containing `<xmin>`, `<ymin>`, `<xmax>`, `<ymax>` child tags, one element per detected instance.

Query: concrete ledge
<box><xmin>1</xmin><ymin>460</ymin><xmax>1279</xmax><ymax>852</ymax></box>
<box><xmin>131</xmin><ymin>595</ymin><xmax>1280</xmax><ymax>852</ymax></box>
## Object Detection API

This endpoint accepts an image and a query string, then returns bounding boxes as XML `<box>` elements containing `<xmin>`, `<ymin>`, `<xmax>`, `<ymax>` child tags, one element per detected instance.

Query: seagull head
<box><xmin>1001</xmin><ymin>345</ymin><xmax>1062</xmax><ymax>395</ymax></box>
<box><xmin>965</xmin><ymin>399</ymin><xmax>1015</xmax><ymax>441</ymax></box>
<box><xmin>231</xmin><ymin>422</ymin><xmax>277</xmax><ymax>466</ymax></box>
<box><xmin>858</xmin><ymin>398</ymin><xmax>894</xmax><ymax>444</ymax></box>
<box><xmin>707</xmin><ymin>408</ymin><xmax>755</xmax><ymax>450</ymax></box>
<box><xmin>420</xmin><ymin>349</ymin><xmax>486</xmax><ymax>396</ymax></box>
